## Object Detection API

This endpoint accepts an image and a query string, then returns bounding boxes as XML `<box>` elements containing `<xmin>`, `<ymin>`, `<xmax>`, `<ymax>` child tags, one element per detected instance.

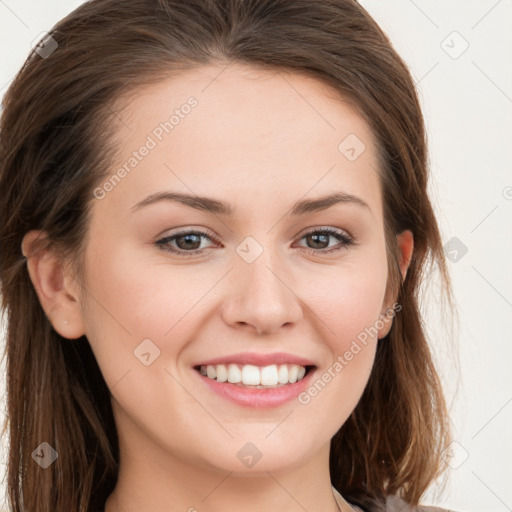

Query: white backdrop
<box><xmin>0</xmin><ymin>1</ymin><xmax>511</xmax><ymax>511</ymax></box>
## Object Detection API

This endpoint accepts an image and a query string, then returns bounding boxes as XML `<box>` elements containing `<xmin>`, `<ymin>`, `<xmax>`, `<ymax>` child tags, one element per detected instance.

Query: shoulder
<box><xmin>386</xmin><ymin>494</ymin><xmax>461</xmax><ymax>512</ymax></box>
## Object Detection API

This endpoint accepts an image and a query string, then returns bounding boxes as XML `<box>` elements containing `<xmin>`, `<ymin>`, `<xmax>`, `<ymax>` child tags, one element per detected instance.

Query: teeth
<box><xmin>288</xmin><ymin>365</ymin><xmax>298</xmax><ymax>383</ymax></box>
<box><xmin>278</xmin><ymin>364</ymin><xmax>288</xmax><ymax>384</ymax></box>
<box><xmin>206</xmin><ymin>365</ymin><xmax>216</xmax><ymax>379</ymax></box>
<box><xmin>216</xmin><ymin>364</ymin><xmax>228</xmax><ymax>383</ymax></box>
<box><xmin>261</xmin><ymin>365</ymin><xmax>278</xmax><ymax>386</ymax></box>
<box><xmin>227</xmin><ymin>363</ymin><xmax>241</xmax><ymax>383</ymax></box>
<box><xmin>199</xmin><ymin>363</ymin><xmax>309</xmax><ymax>387</ymax></box>
<box><xmin>242</xmin><ymin>364</ymin><xmax>261</xmax><ymax>385</ymax></box>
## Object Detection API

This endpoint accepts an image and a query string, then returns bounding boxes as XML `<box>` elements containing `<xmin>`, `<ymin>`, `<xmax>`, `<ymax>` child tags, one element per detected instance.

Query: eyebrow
<box><xmin>130</xmin><ymin>191</ymin><xmax>371</xmax><ymax>216</ymax></box>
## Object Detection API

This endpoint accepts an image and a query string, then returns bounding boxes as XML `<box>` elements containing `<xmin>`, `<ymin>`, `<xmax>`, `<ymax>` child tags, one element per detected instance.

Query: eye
<box><xmin>294</xmin><ymin>227</ymin><xmax>354</xmax><ymax>254</ymax></box>
<box><xmin>155</xmin><ymin>229</ymin><xmax>217</xmax><ymax>256</ymax></box>
<box><xmin>155</xmin><ymin>226</ymin><xmax>354</xmax><ymax>256</ymax></box>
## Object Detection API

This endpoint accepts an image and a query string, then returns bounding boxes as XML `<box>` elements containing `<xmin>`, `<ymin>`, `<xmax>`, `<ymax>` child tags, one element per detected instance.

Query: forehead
<box><xmin>98</xmin><ymin>63</ymin><xmax>383</xmax><ymax>223</ymax></box>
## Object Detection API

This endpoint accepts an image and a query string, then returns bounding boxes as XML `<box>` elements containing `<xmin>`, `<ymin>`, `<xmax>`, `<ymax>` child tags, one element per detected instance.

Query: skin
<box><xmin>23</xmin><ymin>63</ymin><xmax>413</xmax><ymax>512</ymax></box>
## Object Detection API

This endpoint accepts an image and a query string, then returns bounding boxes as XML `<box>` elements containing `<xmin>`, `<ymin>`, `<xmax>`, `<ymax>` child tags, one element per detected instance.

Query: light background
<box><xmin>0</xmin><ymin>1</ymin><xmax>511</xmax><ymax>511</ymax></box>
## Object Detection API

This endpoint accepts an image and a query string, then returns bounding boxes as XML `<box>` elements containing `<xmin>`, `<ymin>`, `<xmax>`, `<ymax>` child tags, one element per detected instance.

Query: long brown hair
<box><xmin>0</xmin><ymin>1</ymin><xmax>456</xmax><ymax>510</ymax></box>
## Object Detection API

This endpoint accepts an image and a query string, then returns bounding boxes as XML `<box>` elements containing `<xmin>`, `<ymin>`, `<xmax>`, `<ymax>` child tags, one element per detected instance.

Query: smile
<box><xmin>193</xmin><ymin>363</ymin><xmax>317</xmax><ymax>408</ymax></box>
<box><xmin>195</xmin><ymin>363</ymin><xmax>313</xmax><ymax>388</ymax></box>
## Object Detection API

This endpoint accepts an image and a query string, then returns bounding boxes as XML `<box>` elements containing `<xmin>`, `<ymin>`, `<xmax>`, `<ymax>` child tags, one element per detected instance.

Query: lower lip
<box><xmin>194</xmin><ymin>368</ymin><xmax>316</xmax><ymax>408</ymax></box>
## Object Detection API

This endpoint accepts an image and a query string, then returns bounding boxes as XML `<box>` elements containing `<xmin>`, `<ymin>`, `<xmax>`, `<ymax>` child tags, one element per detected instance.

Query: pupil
<box><xmin>178</xmin><ymin>234</ymin><xmax>200</xmax><ymax>250</ymax></box>
<box><xmin>309</xmin><ymin>233</ymin><xmax>328</xmax><ymax>249</ymax></box>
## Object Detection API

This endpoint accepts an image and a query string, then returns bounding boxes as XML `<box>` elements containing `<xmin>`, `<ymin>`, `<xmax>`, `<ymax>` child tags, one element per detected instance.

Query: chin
<box><xmin>194</xmin><ymin>435</ymin><xmax>317</xmax><ymax>475</ymax></box>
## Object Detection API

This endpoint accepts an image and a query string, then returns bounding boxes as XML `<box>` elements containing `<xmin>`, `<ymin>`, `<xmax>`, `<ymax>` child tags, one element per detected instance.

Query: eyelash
<box><xmin>155</xmin><ymin>227</ymin><xmax>354</xmax><ymax>256</ymax></box>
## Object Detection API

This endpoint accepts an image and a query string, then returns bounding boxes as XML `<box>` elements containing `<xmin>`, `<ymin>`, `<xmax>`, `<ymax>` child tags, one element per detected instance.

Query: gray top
<box><xmin>385</xmin><ymin>494</ymin><xmax>459</xmax><ymax>511</ymax></box>
<box><xmin>333</xmin><ymin>487</ymin><xmax>460</xmax><ymax>512</ymax></box>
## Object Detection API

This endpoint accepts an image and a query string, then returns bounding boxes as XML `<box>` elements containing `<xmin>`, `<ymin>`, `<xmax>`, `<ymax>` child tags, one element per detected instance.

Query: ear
<box><xmin>22</xmin><ymin>230</ymin><xmax>86</xmax><ymax>339</ymax></box>
<box><xmin>395</xmin><ymin>229</ymin><xmax>414</xmax><ymax>282</ymax></box>
<box><xmin>377</xmin><ymin>229</ymin><xmax>414</xmax><ymax>339</ymax></box>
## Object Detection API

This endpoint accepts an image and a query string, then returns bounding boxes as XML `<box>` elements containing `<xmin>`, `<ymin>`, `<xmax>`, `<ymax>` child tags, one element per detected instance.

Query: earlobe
<box><xmin>22</xmin><ymin>230</ymin><xmax>86</xmax><ymax>340</ymax></box>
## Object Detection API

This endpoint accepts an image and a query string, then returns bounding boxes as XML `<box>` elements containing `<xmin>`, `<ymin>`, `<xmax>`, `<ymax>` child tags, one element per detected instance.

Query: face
<box><xmin>71</xmin><ymin>63</ymin><xmax>404</xmax><ymax>476</ymax></box>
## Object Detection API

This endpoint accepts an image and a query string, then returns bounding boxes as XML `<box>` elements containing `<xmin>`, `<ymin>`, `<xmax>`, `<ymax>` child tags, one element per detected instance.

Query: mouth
<box><xmin>193</xmin><ymin>363</ymin><xmax>316</xmax><ymax>389</ymax></box>
<box><xmin>191</xmin><ymin>352</ymin><xmax>318</xmax><ymax>407</ymax></box>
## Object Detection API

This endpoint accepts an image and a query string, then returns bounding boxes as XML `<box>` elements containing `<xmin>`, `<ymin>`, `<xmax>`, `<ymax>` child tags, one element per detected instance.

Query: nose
<box><xmin>220</xmin><ymin>248</ymin><xmax>303</xmax><ymax>336</ymax></box>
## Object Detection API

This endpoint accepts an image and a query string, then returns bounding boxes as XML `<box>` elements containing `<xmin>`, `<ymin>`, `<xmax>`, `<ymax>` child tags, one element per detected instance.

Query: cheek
<box><xmin>294</xmin><ymin>266</ymin><xmax>386</xmax><ymax>426</ymax></box>
<box><xmin>79</xmin><ymin>237</ymin><xmax>184</xmax><ymax>386</ymax></box>
<box><xmin>310</xmin><ymin>257</ymin><xmax>388</xmax><ymax>344</ymax></box>
<box><xmin>82</xmin><ymin>235</ymin><xmax>200</xmax><ymax>335</ymax></box>
<box><xmin>304</xmin><ymin>252</ymin><xmax>387</xmax><ymax>391</ymax></box>
<box><xmin>326</xmin><ymin>278</ymin><xmax>385</xmax><ymax>341</ymax></box>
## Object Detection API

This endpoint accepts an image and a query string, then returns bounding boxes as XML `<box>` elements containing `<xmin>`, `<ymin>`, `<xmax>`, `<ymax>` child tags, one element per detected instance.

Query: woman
<box><xmin>0</xmin><ymin>0</ymin><xmax>457</xmax><ymax>511</ymax></box>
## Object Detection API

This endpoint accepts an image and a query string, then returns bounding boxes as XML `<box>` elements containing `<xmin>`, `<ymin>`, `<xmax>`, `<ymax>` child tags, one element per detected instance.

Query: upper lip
<box><xmin>193</xmin><ymin>352</ymin><xmax>316</xmax><ymax>368</ymax></box>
